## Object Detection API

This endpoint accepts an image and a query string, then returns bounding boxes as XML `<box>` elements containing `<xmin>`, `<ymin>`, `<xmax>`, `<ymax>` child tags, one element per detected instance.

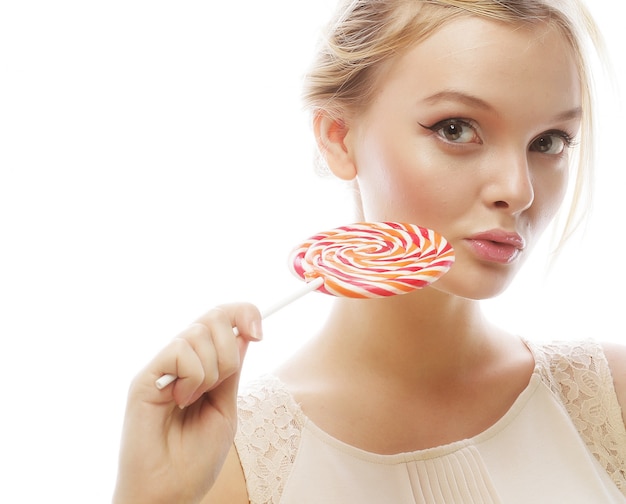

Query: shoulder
<box><xmin>236</xmin><ymin>373</ymin><xmax>306</xmax><ymax>449</ymax></box>
<box><xmin>602</xmin><ymin>342</ymin><xmax>626</xmax><ymax>424</ymax></box>
<box><xmin>201</xmin><ymin>375</ymin><xmax>304</xmax><ymax>504</ymax></box>
<box><xmin>530</xmin><ymin>338</ymin><xmax>626</xmax><ymax>426</ymax></box>
<box><xmin>529</xmin><ymin>338</ymin><xmax>608</xmax><ymax>374</ymax></box>
<box><xmin>235</xmin><ymin>374</ymin><xmax>306</xmax><ymax>504</ymax></box>
<box><xmin>529</xmin><ymin>339</ymin><xmax>623</xmax><ymax>411</ymax></box>
<box><xmin>236</xmin><ymin>374</ymin><xmax>306</xmax><ymax>431</ymax></box>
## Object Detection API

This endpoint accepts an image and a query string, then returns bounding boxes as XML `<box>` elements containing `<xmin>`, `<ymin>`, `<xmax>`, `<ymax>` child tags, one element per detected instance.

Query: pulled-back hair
<box><xmin>303</xmin><ymin>0</ymin><xmax>605</xmax><ymax>248</ymax></box>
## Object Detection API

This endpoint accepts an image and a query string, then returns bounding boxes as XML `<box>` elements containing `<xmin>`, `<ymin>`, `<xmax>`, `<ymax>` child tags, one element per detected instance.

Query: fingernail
<box><xmin>250</xmin><ymin>320</ymin><xmax>263</xmax><ymax>341</ymax></box>
<box><xmin>179</xmin><ymin>392</ymin><xmax>194</xmax><ymax>409</ymax></box>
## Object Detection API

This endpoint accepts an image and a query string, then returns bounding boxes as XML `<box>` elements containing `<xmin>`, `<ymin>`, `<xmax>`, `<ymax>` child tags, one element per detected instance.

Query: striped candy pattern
<box><xmin>289</xmin><ymin>222</ymin><xmax>455</xmax><ymax>298</ymax></box>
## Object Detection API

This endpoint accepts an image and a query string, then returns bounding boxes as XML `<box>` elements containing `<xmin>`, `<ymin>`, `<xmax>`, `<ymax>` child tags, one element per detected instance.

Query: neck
<box><xmin>316</xmin><ymin>288</ymin><xmax>500</xmax><ymax>385</ymax></box>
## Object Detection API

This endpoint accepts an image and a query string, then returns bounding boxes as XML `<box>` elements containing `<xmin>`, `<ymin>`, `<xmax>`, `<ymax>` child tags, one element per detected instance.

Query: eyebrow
<box><xmin>421</xmin><ymin>90</ymin><xmax>582</xmax><ymax>122</ymax></box>
<box><xmin>553</xmin><ymin>106</ymin><xmax>583</xmax><ymax>122</ymax></box>
<box><xmin>421</xmin><ymin>90</ymin><xmax>494</xmax><ymax>111</ymax></box>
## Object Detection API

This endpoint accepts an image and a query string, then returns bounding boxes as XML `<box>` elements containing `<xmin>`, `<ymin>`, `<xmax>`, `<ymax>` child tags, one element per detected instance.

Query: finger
<box><xmin>189</xmin><ymin>303</ymin><xmax>262</xmax><ymax>407</ymax></box>
<box><xmin>178</xmin><ymin>317</ymin><xmax>237</xmax><ymax>406</ymax></box>
<box><xmin>144</xmin><ymin>303</ymin><xmax>262</xmax><ymax>407</ymax></box>
<box><xmin>161</xmin><ymin>336</ymin><xmax>209</xmax><ymax>407</ymax></box>
<box><xmin>175</xmin><ymin>303</ymin><xmax>262</xmax><ymax>406</ymax></box>
<box><xmin>193</xmin><ymin>310</ymin><xmax>240</xmax><ymax>380</ymax></box>
<box><xmin>177</xmin><ymin>322</ymin><xmax>221</xmax><ymax>386</ymax></box>
<box><xmin>196</xmin><ymin>302</ymin><xmax>263</xmax><ymax>343</ymax></box>
<box><xmin>205</xmin><ymin>334</ymin><xmax>254</xmax><ymax>420</ymax></box>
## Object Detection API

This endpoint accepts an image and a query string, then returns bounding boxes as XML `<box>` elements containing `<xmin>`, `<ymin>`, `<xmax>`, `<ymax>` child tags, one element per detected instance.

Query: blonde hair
<box><xmin>303</xmin><ymin>0</ymin><xmax>606</xmax><ymax>248</ymax></box>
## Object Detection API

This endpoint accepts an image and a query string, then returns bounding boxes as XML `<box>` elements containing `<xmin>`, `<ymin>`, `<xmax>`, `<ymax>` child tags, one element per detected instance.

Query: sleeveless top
<box><xmin>234</xmin><ymin>340</ymin><xmax>626</xmax><ymax>503</ymax></box>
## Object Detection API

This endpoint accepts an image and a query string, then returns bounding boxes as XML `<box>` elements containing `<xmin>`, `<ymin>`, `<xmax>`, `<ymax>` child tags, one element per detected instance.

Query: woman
<box><xmin>113</xmin><ymin>1</ymin><xmax>626</xmax><ymax>502</ymax></box>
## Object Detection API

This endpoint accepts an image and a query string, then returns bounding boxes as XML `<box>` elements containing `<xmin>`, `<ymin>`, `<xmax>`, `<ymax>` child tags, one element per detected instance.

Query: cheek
<box><xmin>357</xmin><ymin>163</ymin><xmax>453</xmax><ymax>224</ymax></box>
<box><xmin>353</xmin><ymin>134</ymin><xmax>463</xmax><ymax>224</ymax></box>
<box><xmin>531</xmin><ymin>168</ymin><xmax>570</xmax><ymax>231</ymax></box>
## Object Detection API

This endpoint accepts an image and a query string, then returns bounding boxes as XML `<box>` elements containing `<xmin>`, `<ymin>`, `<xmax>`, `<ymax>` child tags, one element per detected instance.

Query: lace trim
<box><xmin>235</xmin><ymin>375</ymin><xmax>304</xmax><ymax>504</ymax></box>
<box><xmin>530</xmin><ymin>339</ymin><xmax>626</xmax><ymax>495</ymax></box>
<box><xmin>235</xmin><ymin>340</ymin><xmax>626</xmax><ymax>502</ymax></box>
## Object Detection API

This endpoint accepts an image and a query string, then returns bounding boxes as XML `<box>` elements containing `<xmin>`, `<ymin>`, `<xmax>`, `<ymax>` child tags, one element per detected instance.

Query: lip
<box><xmin>464</xmin><ymin>230</ymin><xmax>526</xmax><ymax>264</ymax></box>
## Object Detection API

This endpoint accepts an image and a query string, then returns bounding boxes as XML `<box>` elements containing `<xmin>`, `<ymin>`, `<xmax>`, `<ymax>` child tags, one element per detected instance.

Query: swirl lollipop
<box><xmin>155</xmin><ymin>222</ymin><xmax>454</xmax><ymax>389</ymax></box>
<box><xmin>289</xmin><ymin>222</ymin><xmax>454</xmax><ymax>298</ymax></box>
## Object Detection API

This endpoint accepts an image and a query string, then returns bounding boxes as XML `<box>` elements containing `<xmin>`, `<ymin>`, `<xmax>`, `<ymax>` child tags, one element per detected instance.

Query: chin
<box><xmin>433</xmin><ymin>265</ymin><xmax>520</xmax><ymax>300</ymax></box>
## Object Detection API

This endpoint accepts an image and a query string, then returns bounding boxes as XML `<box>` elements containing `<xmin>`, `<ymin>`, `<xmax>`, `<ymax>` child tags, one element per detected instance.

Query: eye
<box><xmin>420</xmin><ymin>119</ymin><xmax>480</xmax><ymax>144</ymax></box>
<box><xmin>529</xmin><ymin>131</ymin><xmax>574</xmax><ymax>155</ymax></box>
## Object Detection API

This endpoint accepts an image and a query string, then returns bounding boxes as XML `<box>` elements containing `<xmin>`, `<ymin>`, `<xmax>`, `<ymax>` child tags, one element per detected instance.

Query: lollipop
<box><xmin>155</xmin><ymin>222</ymin><xmax>454</xmax><ymax>389</ymax></box>
<box><xmin>289</xmin><ymin>221</ymin><xmax>454</xmax><ymax>298</ymax></box>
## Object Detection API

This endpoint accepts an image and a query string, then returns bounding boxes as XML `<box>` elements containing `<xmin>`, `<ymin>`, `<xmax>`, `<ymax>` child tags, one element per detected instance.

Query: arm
<box><xmin>602</xmin><ymin>342</ymin><xmax>626</xmax><ymax>425</ymax></box>
<box><xmin>200</xmin><ymin>445</ymin><xmax>249</xmax><ymax>504</ymax></box>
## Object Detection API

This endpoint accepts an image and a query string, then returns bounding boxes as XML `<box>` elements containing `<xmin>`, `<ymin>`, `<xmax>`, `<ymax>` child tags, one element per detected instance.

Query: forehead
<box><xmin>369</xmin><ymin>16</ymin><xmax>581</xmax><ymax>120</ymax></box>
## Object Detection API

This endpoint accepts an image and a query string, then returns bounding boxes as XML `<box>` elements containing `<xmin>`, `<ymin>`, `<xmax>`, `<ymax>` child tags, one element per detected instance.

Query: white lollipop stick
<box><xmin>154</xmin><ymin>276</ymin><xmax>325</xmax><ymax>390</ymax></box>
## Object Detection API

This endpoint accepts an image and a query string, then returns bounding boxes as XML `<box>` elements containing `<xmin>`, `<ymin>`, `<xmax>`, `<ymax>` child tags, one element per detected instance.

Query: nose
<box><xmin>485</xmin><ymin>150</ymin><xmax>534</xmax><ymax>214</ymax></box>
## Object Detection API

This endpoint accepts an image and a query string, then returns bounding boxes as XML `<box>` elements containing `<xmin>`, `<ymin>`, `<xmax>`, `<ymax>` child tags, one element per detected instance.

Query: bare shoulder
<box><xmin>200</xmin><ymin>445</ymin><xmax>248</xmax><ymax>504</ymax></box>
<box><xmin>602</xmin><ymin>342</ymin><xmax>626</xmax><ymax>421</ymax></box>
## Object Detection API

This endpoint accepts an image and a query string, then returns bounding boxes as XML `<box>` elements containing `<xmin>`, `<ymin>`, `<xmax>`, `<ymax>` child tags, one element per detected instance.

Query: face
<box><xmin>338</xmin><ymin>16</ymin><xmax>582</xmax><ymax>299</ymax></box>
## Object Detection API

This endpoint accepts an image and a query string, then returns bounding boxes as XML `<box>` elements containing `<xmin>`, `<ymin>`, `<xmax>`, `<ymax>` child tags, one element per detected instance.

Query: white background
<box><xmin>0</xmin><ymin>1</ymin><xmax>624</xmax><ymax>502</ymax></box>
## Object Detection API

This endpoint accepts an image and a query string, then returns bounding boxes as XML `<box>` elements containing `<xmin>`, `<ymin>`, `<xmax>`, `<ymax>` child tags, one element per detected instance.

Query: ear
<box><xmin>313</xmin><ymin>111</ymin><xmax>357</xmax><ymax>181</ymax></box>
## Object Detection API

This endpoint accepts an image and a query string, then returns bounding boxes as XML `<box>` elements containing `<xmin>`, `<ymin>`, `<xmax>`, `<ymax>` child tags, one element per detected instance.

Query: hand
<box><xmin>112</xmin><ymin>303</ymin><xmax>262</xmax><ymax>504</ymax></box>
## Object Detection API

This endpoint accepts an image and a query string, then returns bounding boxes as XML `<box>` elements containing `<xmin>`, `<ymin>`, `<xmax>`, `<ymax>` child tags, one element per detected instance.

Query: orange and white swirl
<box><xmin>289</xmin><ymin>222</ymin><xmax>454</xmax><ymax>298</ymax></box>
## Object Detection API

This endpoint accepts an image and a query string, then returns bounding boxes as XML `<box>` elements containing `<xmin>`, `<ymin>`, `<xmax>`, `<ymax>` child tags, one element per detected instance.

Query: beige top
<box><xmin>235</xmin><ymin>340</ymin><xmax>626</xmax><ymax>503</ymax></box>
